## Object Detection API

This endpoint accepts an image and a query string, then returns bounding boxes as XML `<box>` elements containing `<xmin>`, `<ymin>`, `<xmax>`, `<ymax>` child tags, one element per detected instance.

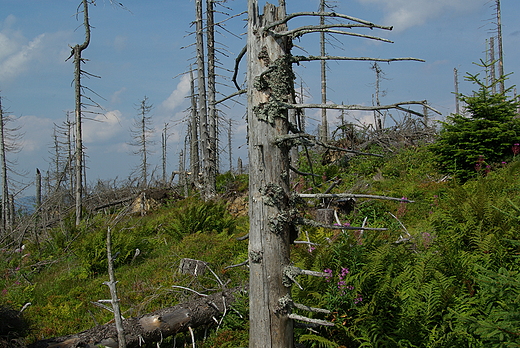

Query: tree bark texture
<box><xmin>247</xmin><ymin>2</ymin><xmax>295</xmax><ymax>347</ymax></box>
<box><xmin>0</xmin><ymin>99</ymin><xmax>8</xmax><ymax>232</ymax></box>
<box><xmin>29</xmin><ymin>287</ymin><xmax>243</xmax><ymax>348</ymax></box>
<box><xmin>189</xmin><ymin>67</ymin><xmax>200</xmax><ymax>182</ymax></box>
<box><xmin>206</xmin><ymin>0</ymin><xmax>218</xmax><ymax>194</ymax></box>
<box><xmin>195</xmin><ymin>0</ymin><xmax>212</xmax><ymax>200</ymax></box>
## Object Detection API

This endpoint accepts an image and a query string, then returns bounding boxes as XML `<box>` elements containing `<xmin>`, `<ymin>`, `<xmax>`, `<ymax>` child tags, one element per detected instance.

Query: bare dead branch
<box><xmin>293</xmin><ymin>55</ymin><xmax>424</xmax><ymax>63</ymax></box>
<box><xmin>264</xmin><ymin>11</ymin><xmax>393</xmax><ymax>32</ymax></box>
<box><xmin>274</xmin><ymin>26</ymin><xmax>394</xmax><ymax>42</ymax></box>
<box><xmin>232</xmin><ymin>45</ymin><xmax>247</xmax><ymax>90</ymax></box>
<box><xmin>279</xmin><ymin>100</ymin><xmax>432</xmax><ymax>118</ymax></box>
<box><xmin>288</xmin><ymin>313</ymin><xmax>334</xmax><ymax>327</ymax></box>
<box><xmin>214</xmin><ymin>89</ymin><xmax>246</xmax><ymax>105</ymax></box>
<box><xmin>289</xmin><ymin>165</ymin><xmax>321</xmax><ymax>177</ymax></box>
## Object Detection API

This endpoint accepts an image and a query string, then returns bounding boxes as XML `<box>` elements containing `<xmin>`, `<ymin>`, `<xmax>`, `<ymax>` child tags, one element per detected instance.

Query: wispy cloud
<box><xmin>83</xmin><ymin>110</ymin><xmax>124</xmax><ymax>144</ymax></box>
<box><xmin>0</xmin><ymin>32</ymin><xmax>45</xmax><ymax>81</ymax></box>
<box><xmin>0</xmin><ymin>14</ymin><xmax>73</xmax><ymax>82</ymax></box>
<box><xmin>161</xmin><ymin>73</ymin><xmax>191</xmax><ymax>112</ymax></box>
<box><xmin>356</xmin><ymin>0</ymin><xmax>487</xmax><ymax>32</ymax></box>
<box><xmin>111</xmin><ymin>87</ymin><xmax>127</xmax><ymax>104</ymax></box>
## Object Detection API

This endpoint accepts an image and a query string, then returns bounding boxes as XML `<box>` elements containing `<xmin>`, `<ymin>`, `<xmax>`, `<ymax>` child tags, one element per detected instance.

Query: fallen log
<box><xmin>29</xmin><ymin>286</ymin><xmax>245</xmax><ymax>348</ymax></box>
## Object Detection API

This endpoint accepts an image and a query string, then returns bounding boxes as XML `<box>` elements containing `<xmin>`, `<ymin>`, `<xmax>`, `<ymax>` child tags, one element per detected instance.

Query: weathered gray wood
<box><xmin>247</xmin><ymin>1</ymin><xmax>294</xmax><ymax>347</ymax></box>
<box><xmin>319</xmin><ymin>0</ymin><xmax>328</xmax><ymax>142</ymax></box>
<box><xmin>206</xmin><ymin>0</ymin><xmax>218</xmax><ymax>197</ymax></box>
<box><xmin>316</xmin><ymin>208</ymin><xmax>334</xmax><ymax>225</ymax></box>
<box><xmin>104</xmin><ymin>227</ymin><xmax>126</xmax><ymax>348</ymax></box>
<box><xmin>496</xmin><ymin>0</ymin><xmax>504</xmax><ymax>93</ymax></box>
<box><xmin>189</xmin><ymin>66</ymin><xmax>200</xmax><ymax>183</ymax></box>
<box><xmin>0</xmin><ymin>98</ymin><xmax>9</xmax><ymax>232</ymax></box>
<box><xmin>195</xmin><ymin>0</ymin><xmax>214</xmax><ymax>200</ymax></box>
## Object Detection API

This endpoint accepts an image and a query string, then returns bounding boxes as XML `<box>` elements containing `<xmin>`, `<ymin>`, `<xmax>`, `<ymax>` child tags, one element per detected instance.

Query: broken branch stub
<box><xmin>179</xmin><ymin>258</ymin><xmax>208</xmax><ymax>276</ymax></box>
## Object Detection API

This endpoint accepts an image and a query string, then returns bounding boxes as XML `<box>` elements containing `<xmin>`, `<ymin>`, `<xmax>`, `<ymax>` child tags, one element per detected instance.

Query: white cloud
<box><xmin>356</xmin><ymin>0</ymin><xmax>487</xmax><ymax>32</ymax></box>
<box><xmin>161</xmin><ymin>73</ymin><xmax>191</xmax><ymax>112</ymax></box>
<box><xmin>0</xmin><ymin>32</ymin><xmax>45</xmax><ymax>81</ymax></box>
<box><xmin>83</xmin><ymin>110</ymin><xmax>124</xmax><ymax>144</ymax></box>
<box><xmin>0</xmin><ymin>14</ymin><xmax>73</xmax><ymax>82</ymax></box>
<box><xmin>111</xmin><ymin>87</ymin><xmax>127</xmax><ymax>104</ymax></box>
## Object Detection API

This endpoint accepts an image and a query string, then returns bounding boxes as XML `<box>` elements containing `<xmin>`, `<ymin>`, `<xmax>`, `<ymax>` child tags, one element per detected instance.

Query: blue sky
<box><xmin>1</xmin><ymin>0</ymin><xmax>519</xmax><ymax>196</ymax></box>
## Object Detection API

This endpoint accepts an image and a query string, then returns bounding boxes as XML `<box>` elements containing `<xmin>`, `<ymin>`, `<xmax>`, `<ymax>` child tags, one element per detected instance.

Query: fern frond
<box><xmin>298</xmin><ymin>334</ymin><xmax>340</xmax><ymax>348</ymax></box>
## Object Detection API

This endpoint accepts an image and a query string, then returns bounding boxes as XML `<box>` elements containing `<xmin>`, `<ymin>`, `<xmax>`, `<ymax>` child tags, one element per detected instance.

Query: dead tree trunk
<box><xmin>73</xmin><ymin>0</ymin><xmax>91</xmax><ymax>226</ymax></box>
<box><xmin>206</xmin><ymin>0</ymin><xmax>218</xmax><ymax>194</ymax></box>
<box><xmin>372</xmin><ymin>62</ymin><xmax>384</xmax><ymax>130</ymax></box>
<box><xmin>36</xmin><ymin>169</ymin><xmax>42</xmax><ymax>209</ymax></box>
<box><xmin>319</xmin><ymin>0</ymin><xmax>328</xmax><ymax>142</ymax></box>
<box><xmin>0</xmin><ymin>99</ymin><xmax>8</xmax><ymax>233</ymax></box>
<box><xmin>161</xmin><ymin>123</ymin><xmax>169</xmax><ymax>185</ymax></box>
<box><xmin>227</xmin><ymin>118</ymin><xmax>233</xmax><ymax>172</ymax></box>
<box><xmin>247</xmin><ymin>1</ymin><xmax>295</xmax><ymax>347</ymax></box>
<box><xmin>195</xmin><ymin>0</ymin><xmax>212</xmax><ymax>200</ymax></box>
<box><xmin>490</xmin><ymin>37</ymin><xmax>496</xmax><ymax>95</ymax></box>
<box><xmin>189</xmin><ymin>66</ymin><xmax>200</xmax><ymax>183</ymax></box>
<box><xmin>496</xmin><ymin>0</ymin><xmax>504</xmax><ymax>94</ymax></box>
<box><xmin>454</xmin><ymin>67</ymin><xmax>460</xmax><ymax>114</ymax></box>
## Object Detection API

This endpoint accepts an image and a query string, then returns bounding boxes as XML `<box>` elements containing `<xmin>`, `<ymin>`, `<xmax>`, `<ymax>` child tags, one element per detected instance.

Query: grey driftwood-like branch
<box><xmin>298</xmin><ymin>193</ymin><xmax>414</xmax><ymax>203</ymax></box>
<box><xmin>288</xmin><ymin>313</ymin><xmax>334</xmax><ymax>327</ymax></box>
<box><xmin>214</xmin><ymin>89</ymin><xmax>246</xmax><ymax>105</ymax></box>
<box><xmin>293</xmin><ymin>55</ymin><xmax>425</xmax><ymax>63</ymax></box>
<box><xmin>104</xmin><ymin>227</ymin><xmax>126</xmax><ymax>348</ymax></box>
<box><xmin>29</xmin><ymin>287</ymin><xmax>245</xmax><ymax>348</ymax></box>
<box><xmin>278</xmin><ymin>100</ymin><xmax>436</xmax><ymax>118</ymax></box>
<box><xmin>273</xmin><ymin>26</ymin><xmax>394</xmax><ymax>42</ymax></box>
<box><xmin>263</xmin><ymin>11</ymin><xmax>393</xmax><ymax>32</ymax></box>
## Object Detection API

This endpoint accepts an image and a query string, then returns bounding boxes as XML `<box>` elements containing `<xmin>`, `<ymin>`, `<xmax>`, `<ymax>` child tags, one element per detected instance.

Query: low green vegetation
<box><xmin>2</xmin><ymin>77</ymin><xmax>520</xmax><ymax>346</ymax></box>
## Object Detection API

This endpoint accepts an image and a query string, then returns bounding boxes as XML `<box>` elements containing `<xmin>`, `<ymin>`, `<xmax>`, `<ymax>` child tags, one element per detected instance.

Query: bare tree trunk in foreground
<box><xmin>247</xmin><ymin>1</ymin><xmax>295</xmax><ymax>347</ymax></box>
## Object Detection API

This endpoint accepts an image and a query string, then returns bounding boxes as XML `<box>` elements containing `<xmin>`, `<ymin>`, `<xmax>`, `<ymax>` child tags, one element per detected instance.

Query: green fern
<box><xmin>298</xmin><ymin>334</ymin><xmax>340</xmax><ymax>348</ymax></box>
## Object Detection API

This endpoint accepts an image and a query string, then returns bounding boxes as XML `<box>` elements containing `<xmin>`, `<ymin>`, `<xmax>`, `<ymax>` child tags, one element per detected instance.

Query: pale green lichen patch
<box><xmin>253</xmin><ymin>54</ymin><xmax>296</xmax><ymax>124</ymax></box>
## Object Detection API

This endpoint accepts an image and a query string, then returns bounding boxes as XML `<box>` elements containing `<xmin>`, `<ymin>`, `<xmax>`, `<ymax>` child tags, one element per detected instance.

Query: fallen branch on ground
<box><xmin>29</xmin><ymin>286</ymin><xmax>246</xmax><ymax>348</ymax></box>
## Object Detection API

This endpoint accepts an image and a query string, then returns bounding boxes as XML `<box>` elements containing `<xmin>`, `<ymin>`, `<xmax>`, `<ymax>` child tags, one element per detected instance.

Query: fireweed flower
<box><xmin>340</xmin><ymin>267</ymin><xmax>349</xmax><ymax>278</ymax></box>
<box><xmin>324</xmin><ymin>268</ymin><xmax>332</xmax><ymax>282</ymax></box>
<box><xmin>354</xmin><ymin>296</ymin><xmax>363</xmax><ymax>304</ymax></box>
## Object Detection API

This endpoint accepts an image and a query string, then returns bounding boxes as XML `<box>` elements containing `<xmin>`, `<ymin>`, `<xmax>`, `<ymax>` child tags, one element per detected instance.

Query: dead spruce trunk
<box><xmin>247</xmin><ymin>1</ymin><xmax>295</xmax><ymax>347</ymax></box>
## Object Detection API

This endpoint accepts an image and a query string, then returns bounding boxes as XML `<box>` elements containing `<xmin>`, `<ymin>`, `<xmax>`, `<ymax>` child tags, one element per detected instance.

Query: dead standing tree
<box><xmin>246</xmin><ymin>1</ymin><xmax>295</xmax><ymax>346</ymax></box>
<box><xmin>245</xmin><ymin>1</ymin><xmax>437</xmax><ymax>347</ymax></box>
<box><xmin>195</xmin><ymin>0</ymin><xmax>214</xmax><ymax>200</ymax></box>
<box><xmin>70</xmin><ymin>0</ymin><xmax>91</xmax><ymax>226</ymax></box>
<box><xmin>129</xmin><ymin>96</ymin><xmax>155</xmax><ymax>188</ymax></box>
